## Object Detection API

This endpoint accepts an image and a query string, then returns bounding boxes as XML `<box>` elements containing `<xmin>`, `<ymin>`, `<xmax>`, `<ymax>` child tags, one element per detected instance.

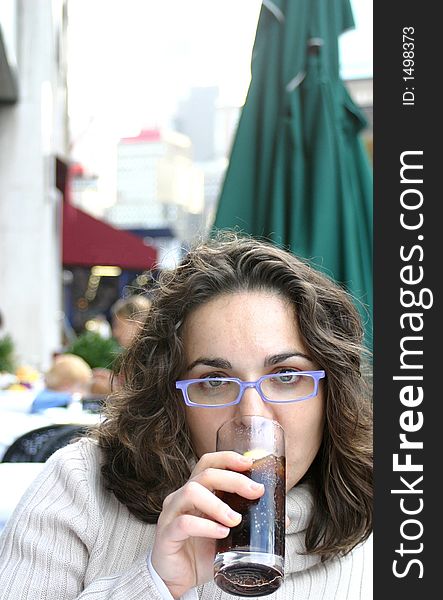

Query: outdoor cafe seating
<box><xmin>0</xmin><ymin>388</ymin><xmax>104</xmax><ymax>531</ymax></box>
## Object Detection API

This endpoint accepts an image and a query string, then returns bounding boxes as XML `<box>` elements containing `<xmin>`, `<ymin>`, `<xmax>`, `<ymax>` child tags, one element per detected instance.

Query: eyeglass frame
<box><xmin>175</xmin><ymin>370</ymin><xmax>326</xmax><ymax>408</ymax></box>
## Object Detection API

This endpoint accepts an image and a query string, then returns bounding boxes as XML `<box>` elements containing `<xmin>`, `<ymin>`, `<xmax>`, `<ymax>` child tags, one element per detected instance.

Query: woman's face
<box><xmin>181</xmin><ymin>291</ymin><xmax>325</xmax><ymax>491</ymax></box>
<box><xmin>112</xmin><ymin>315</ymin><xmax>140</xmax><ymax>348</ymax></box>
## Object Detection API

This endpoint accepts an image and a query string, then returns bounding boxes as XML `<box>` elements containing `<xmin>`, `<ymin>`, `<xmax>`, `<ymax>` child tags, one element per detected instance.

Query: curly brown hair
<box><xmin>92</xmin><ymin>231</ymin><xmax>372</xmax><ymax>560</ymax></box>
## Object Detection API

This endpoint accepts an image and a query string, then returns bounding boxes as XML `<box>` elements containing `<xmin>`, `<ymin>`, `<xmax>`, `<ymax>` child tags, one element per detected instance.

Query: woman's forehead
<box><xmin>181</xmin><ymin>291</ymin><xmax>305</xmax><ymax>361</ymax></box>
<box><xmin>184</xmin><ymin>290</ymin><xmax>295</xmax><ymax>326</ymax></box>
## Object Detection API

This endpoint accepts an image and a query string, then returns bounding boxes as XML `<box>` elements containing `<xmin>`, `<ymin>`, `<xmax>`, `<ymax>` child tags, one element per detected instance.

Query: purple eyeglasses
<box><xmin>175</xmin><ymin>370</ymin><xmax>326</xmax><ymax>408</ymax></box>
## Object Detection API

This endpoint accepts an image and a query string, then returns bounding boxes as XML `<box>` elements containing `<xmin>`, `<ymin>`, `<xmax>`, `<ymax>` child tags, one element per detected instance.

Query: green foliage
<box><xmin>66</xmin><ymin>331</ymin><xmax>122</xmax><ymax>370</ymax></box>
<box><xmin>0</xmin><ymin>335</ymin><xmax>16</xmax><ymax>373</ymax></box>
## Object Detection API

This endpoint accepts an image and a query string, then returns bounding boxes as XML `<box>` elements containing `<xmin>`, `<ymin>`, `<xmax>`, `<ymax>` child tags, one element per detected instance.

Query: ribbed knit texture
<box><xmin>0</xmin><ymin>438</ymin><xmax>372</xmax><ymax>599</ymax></box>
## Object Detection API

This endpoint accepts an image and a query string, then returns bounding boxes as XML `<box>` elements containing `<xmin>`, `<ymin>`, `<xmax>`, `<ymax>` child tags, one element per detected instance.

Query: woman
<box><xmin>110</xmin><ymin>295</ymin><xmax>153</xmax><ymax>349</ymax></box>
<box><xmin>0</xmin><ymin>232</ymin><xmax>373</xmax><ymax>599</ymax></box>
<box><xmin>91</xmin><ymin>295</ymin><xmax>153</xmax><ymax>395</ymax></box>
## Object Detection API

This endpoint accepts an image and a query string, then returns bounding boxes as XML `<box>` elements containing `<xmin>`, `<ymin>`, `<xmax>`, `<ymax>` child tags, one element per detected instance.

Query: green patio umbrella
<box><xmin>212</xmin><ymin>0</ymin><xmax>373</xmax><ymax>347</ymax></box>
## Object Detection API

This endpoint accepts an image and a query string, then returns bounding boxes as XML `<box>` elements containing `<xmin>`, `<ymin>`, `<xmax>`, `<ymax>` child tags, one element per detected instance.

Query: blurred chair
<box><xmin>1</xmin><ymin>424</ymin><xmax>87</xmax><ymax>463</ymax></box>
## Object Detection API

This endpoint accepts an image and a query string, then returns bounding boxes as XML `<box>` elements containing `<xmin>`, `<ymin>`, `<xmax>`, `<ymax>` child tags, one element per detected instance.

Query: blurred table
<box><xmin>0</xmin><ymin>462</ymin><xmax>45</xmax><ymax>531</ymax></box>
<box><xmin>0</xmin><ymin>390</ymin><xmax>104</xmax><ymax>460</ymax></box>
<box><xmin>0</xmin><ymin>390</ymin><xmax>38</xmax><ymax>413</ymax></box>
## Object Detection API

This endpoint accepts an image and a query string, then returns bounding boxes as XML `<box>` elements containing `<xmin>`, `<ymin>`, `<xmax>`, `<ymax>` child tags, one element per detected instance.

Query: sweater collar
<box><xmin>285</xmin><ymin>482</ymin><xmax>322</xmax><ymax>574</ymax></box>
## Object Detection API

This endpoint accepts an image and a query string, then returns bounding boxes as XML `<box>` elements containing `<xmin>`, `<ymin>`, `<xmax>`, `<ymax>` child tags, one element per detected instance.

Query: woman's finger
<box><xmin>162</xmin><ymin>480</ymin><xmax>257</xmax><ymax>530</ymax></box>
<box><xmin>191</xmin><ymin>451</ymin><xmax>253</xmax><ymax>477</ymax></box>
<box><xmin>193</xmin><ymin>467</ymin><xmax>264</xmax><ymax>499</ymax></box>
<box><xmin>162</xmin><ymin>513</ymin><xmax>230</xmax><ymax>545</ymax></box>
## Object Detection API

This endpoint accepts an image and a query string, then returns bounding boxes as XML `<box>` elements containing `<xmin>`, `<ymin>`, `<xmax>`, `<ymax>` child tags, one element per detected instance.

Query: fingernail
<box><xmin>249</xmin><ymin>481</ymin><xmax>264</xmax><ymax>491</ymax></box>
<box><xmin>239</xmin><ymin>455</ymin><xmax>253</xmax><ymax>464</ymax></box>
<box><xmin>217</xmin><ymin>525</ymin><xmax>230</xmax><ymax>536</ymax></box>
<box><xmin>227</xmin><ymin>509</ymin><xmax>242</xmax><ymax>523</ymax></box>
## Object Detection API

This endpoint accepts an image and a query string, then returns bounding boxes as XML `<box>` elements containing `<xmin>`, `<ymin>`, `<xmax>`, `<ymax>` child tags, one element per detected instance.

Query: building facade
<box><xmin>0</xmin><ymin>0</ymin><xmax>68</xmax><ymax>370</ymax></box>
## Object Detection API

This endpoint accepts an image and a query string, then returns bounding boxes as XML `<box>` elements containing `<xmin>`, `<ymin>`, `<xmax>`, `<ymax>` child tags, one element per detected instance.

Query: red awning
<box><xmin>62</xmin><ymin>203</ymin><xmax>157</xmax><ymax>270</ymax></box>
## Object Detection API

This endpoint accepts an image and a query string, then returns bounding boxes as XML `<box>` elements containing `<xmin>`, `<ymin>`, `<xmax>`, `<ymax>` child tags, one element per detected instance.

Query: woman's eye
<box><xmin>204</xmin><ymin>379</ymin><xmax>224</xmax><ymax>388</ymax></box>
<box><xmin>201</xmin><ymin>372</ymin><xmax>225</xmax><ymax>380</ymax></box>
<box><xmin>199</xmin><ymin>374</ymin><xmax>227</xmax><ymax>388</ymax></box>
<box><xmin>273</xmin><ymin>370</ymin><xmax>300</xmax><ymax>384</ymax></box>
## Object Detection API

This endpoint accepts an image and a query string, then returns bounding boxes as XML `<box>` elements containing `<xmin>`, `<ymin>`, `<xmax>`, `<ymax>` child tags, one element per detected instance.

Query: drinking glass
<box><xmin>213</xmin><ymin>415</ymin><xmax>286</xmax><ymax>597</ymax></box>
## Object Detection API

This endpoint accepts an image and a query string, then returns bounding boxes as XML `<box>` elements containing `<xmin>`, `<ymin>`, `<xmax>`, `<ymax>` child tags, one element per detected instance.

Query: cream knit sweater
<box><xmin>0</xmin><ymin>438</ymin><xmax>372</xmax><ymax>599</ymax></box>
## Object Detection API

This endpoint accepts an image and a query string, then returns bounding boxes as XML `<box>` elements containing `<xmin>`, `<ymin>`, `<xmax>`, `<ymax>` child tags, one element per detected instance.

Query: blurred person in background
<box><xmin>44</xmin><ymin>353</ymin><xmax>93</xmax><ymax>394</ymax></box>
<box><xmin>0</xmin><ymin>232</ymin><xmax>372</xmax><ymax>599</ymax></box>
<box><xmin>25</xmin><ymin>353</ymin><xmax>93</xmax><ymax>414</ymax></box>
<box><xmin>110</xmin><ymin>295</ymin><xmax>152</xmax><ymax>348</ymax></box>
<box><xmin>91</xmin><ymin>295</ymin><xmax>152</xmax><ymax>395</ymax></box>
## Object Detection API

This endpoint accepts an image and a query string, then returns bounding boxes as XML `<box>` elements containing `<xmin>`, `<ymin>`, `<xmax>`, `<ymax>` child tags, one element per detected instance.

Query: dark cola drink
<box><xmin>214</xmin><ymin>453</ymin><xmax>286</xmax><ymax>597</ymax></box>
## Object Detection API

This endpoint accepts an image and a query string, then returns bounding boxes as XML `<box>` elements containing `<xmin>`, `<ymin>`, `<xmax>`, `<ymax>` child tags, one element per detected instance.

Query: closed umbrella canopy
<box><xmin>213</xmin><ymin>0</ymin><xmax>373</xmax><ymax>347</ymax></box>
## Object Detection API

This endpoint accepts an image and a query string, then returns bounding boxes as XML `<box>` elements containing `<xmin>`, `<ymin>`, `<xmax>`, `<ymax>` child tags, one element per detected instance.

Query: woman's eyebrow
<box><xmin>187</xmin><ymin>352</ymin><xmax>313</xmax><ymax>371</ymax></box>
<box><xmin>187</xmin><ymin>357</ymin><xmax>232</xmax><ymax>371</ymax></box>
<box><xmin>264</xmin><ymin>352</ymin><xmax>312</xmax><ymax>366</ymax></box>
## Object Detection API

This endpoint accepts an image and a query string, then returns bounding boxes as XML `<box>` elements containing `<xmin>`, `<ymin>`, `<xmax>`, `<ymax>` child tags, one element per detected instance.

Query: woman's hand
<box><xmin>150</xmin><ymin>451</ymin><xmax>264</xmax><ymax>599</ymax></box>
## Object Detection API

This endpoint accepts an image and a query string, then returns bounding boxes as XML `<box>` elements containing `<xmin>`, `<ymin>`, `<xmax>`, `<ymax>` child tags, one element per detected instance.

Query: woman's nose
<box><xmin>235</xmin><ymin>385</ymin><xmax>275</xmax><ymax>419</ymax></box>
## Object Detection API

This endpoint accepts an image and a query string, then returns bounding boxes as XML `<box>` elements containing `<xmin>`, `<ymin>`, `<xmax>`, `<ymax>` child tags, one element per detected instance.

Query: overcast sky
<box><xmin>67</xmin><ymin>0</ymin><xmax>372</xmax><ymax>168</ymax></box>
